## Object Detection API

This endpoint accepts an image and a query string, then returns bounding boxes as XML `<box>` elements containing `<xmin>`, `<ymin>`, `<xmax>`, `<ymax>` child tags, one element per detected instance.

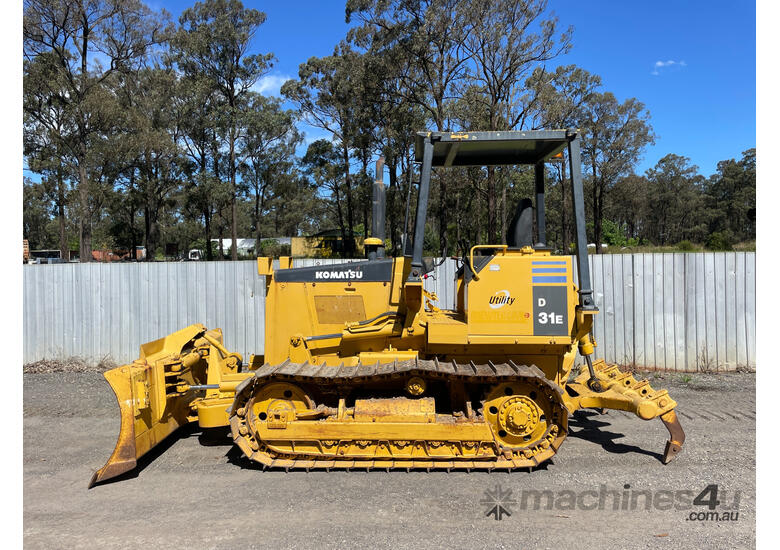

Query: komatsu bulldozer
<box><xmin>90</xmin><ymin>130</ymin><xmax>685</xmax><ymax>487</ymax></box>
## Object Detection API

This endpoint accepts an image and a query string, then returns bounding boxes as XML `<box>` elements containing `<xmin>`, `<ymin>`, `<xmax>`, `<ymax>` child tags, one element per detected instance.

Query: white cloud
<box><xmin>252</xmin><ymin>74</ymin><xmax>293</xmax><ymax>96</ymax></box>
<box><xmin>651</xmin><ymin>59</ymin><xmax>687</xmax><ymax>76</ymax></box>
<box><xmin>302</xmin><ymin>127</ymin><xmax>333</xmax><ymax>146</ymax></box>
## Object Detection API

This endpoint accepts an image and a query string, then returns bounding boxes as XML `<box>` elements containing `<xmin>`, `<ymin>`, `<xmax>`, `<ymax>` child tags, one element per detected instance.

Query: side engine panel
<box><xmin>263</xmin><ymin>258</ymin><xmax>404</xmax><ymax>364</ymax></box>
<box><xmin>465</xmin><ymin>254</ymin><xmax>576</xmax><ymax>340</ymax></box>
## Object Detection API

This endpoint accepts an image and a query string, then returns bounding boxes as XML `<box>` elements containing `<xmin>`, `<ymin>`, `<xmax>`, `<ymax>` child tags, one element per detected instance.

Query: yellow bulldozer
<box><xmin>90</xmin><ymin>130</ymin><xmax>685</xmax><ymax>487</ymax></box>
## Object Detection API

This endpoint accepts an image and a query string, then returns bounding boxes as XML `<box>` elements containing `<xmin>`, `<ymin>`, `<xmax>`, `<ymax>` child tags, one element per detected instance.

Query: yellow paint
<box><xmin>95</xmin><ymin>245</ymin><xmax>685</xmax><ymax>483</ymax></box>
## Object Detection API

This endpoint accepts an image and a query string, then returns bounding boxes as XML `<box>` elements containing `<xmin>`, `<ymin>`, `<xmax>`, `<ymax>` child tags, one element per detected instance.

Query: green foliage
<box><xmin>601</xmin><ymin>219</ymin><xmax>627</xmax><ymax>247</ymax></box>
<box><xmin>22</xmin><ymin>0</ymin><xmax>755</xmax><ymax>262</ymax></box>
<box><xmin>705</xmin><ymin>149</ymin><xmax>756</xmax><ymax>243</ymax></box>
<box><xmin>172</xmin><ymin>0</ymin><xmax>275</xmax><ymax>260</ymax></box>
<box><xmin>644</xmin><ymin>154</ymin><xmax>707</xmax><ymax>245</ymax></box>
<box><xmin>676</xmin><ymin>240</ymin><xmax>696</xmax><ymax>252</ymax></box>
<box><xmin>706</xmin><ymin>231</ymin><xmax>734</xmax><ymax>251</ymax></box>
<box><xmin>23</xmin><ymin>179</ymin><xmax>57</xmax><ymax>249</ymax></box>
<box><xmin>579</xmin><ymin>91</ymin><xmax>655</xmax><ymax>251</ymax></box>
<box><xmin>23</xmin><ymin>0</ymin><xmax>169</xmax><ymax>260</ymax></box>
<box><xmin>258</xmin><ymin>239</ymin><xmax>291</xmax><ymax>258</ymax></box>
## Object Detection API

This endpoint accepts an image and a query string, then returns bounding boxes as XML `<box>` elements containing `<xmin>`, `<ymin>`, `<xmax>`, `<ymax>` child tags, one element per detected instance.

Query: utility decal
<box><xmin>488</xmin><ymin>290</ymin><xmax>516</xmax><ymax>309</ymax></box>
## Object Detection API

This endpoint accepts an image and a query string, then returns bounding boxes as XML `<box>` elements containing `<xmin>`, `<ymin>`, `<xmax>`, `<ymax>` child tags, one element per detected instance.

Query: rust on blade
<box><xmin>88</xmin><ymin>366</ymin><xmax>138</xmax><ymax>488</ymax></box>
<box><xmin>660</xmin><ymin>409</ymin><xmax>686</xmax><ymax>464</ymax></box>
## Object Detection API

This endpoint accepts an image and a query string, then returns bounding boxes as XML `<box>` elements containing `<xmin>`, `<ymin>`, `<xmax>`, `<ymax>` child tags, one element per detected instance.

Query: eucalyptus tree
<box><xmin>462</xmin><ymin>0</ymin><xmax>571</xmax><ymax>132</ymax></box>
<box><xmin>175</xmin><ymin>75</ymin><xmax>227</xmax><ymax>260</ymax></box>
<box><xmin>172</xmin><ymin>0</ymin><xmax>274</xmax><ymax>260</ymax></box>
<box><xmin>705</xmin><ymin>149</ymin><xmax>756</xmax><ymax>243</ymax></box>
<box><xmin>117</xmin><ymin>66</ymin><xmax>186</xmax><ymax>259</ymax></box>
<box><xmin>347</xmin><ymin>0</ymin><xmax>474</xmax><ymax>254</ymax></box>
<box><xmin>22</xmin><ymin>82</ymin><xmax>72</xmax><ymax>259</ymax></box>
<box><xmin>347</xmin><ymin>0</ymin><xmax>473</xmax><ymax>131</ymax></box>
<box><xmin>578</xmin><ymin>92</ymin><xmax>655</xmax><ymax>251</ymax></box>
<box><xmin>643</xmin><ymin>155</ymin><xmax>707</xmax><ymax>245</ymax></box>
<box><xmin>23</xmin><ymin>0</ymin><xmax>168</xmax><ymax>261</ymax></box>
<box><xmin>608</xmin><ymin>174</ymin><xmax>649</xmax><ymax>243</ymax></box>
<box><xmin>23</xmin><ymin>177</ymin><xmax>58</xmax><ymax>250</ymax></box>
<box><xmin>458</xmin><ymin>0</ymin><xmax>571</xmax><ymax>242</ymax></box>
<box><xmin>301</xmin><ymin>139</ymin><xmax>350</xmax><ymax>249</ymax></box>
<box><xmin>282</xmin><ymin>44</ymin><xmax>371</xmax><ymax>256</ymax></box>
<box><xmin>239</xmin><ymin>93</ymin><xmax>301</xmax><ymax>244</ymax></box>
<box><xmin>358</xmin><ymin>50</ymin><xmax>428</xmax><ymax>252</ymax></box>
<box><xmin>527</xmin><ymin>65</ymin><xmax>601</xmax><ymax>250</ymax></box>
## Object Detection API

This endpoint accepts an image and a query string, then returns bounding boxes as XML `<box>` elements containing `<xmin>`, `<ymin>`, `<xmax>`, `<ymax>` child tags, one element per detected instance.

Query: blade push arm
<box><xmin>89</xmin><ymin>324</ymin><xmax>247</xmax><ymax>488</ymax></box>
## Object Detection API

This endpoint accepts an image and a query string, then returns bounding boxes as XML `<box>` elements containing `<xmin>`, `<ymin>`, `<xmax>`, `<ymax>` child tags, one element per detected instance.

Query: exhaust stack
<box><xmin>367</xmin><ymin>156</ymin><xmax>386</xmax><ymax>260</ymax></box>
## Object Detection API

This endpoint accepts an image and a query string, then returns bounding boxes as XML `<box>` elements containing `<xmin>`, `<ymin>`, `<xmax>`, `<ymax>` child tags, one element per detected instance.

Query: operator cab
<box><xmin>399</xmin><ymin>131</ymin><xmax>598</xmax><ymax>344</ymax></box>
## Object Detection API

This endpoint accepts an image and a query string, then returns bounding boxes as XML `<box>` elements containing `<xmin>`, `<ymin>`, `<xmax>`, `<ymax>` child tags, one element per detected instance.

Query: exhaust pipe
<box><xmin>368</xmin><ymin>157</ymin><xmax>386</xmax><ymax>260</ymax></box>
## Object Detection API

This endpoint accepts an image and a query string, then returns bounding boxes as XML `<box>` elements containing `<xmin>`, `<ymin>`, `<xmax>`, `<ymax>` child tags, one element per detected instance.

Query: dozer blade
<box><xmin>89</xmin><ymin>366</ymin><xmax>140</xmax><ymax>488</ymax></box>
<box><xmin>566</xmin><ymin>359</ymin><xmax>686</xmax><ymax>463</ymax></box>
<box><xmin>89</xmin><ymin>324</ymin><xmax>211</xmax><ymax>488</ymax></box>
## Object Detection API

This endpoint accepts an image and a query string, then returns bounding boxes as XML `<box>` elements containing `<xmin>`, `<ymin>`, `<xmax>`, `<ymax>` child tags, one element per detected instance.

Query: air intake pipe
<box><xmin>367</xmin><ymin>157</ymin><xmax>386</xmax><ymax>260</ymax></box>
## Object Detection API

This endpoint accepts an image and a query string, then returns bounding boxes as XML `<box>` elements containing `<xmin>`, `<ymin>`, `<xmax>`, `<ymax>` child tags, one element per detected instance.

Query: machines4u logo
<box><xmin>314</xmin><ymin>268</ymin><xmax>364</xmax><ymax>280</ymax></box>
<box><xmin>481</xmin><ymin>483</ymin><xmax>516</xmax><ymax>520</ymax></box>
<box><xmin>488</xmin><ymin>290</ymin><xmax>516</xmax><ymax>309</ymax></box>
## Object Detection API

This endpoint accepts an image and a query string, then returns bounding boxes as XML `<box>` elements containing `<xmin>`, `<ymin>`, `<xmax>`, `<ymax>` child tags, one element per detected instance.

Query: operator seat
<box><xmin>506</xmin><ymin>198</ymin><xmax>534</xmax><ymax>247</ymax></box>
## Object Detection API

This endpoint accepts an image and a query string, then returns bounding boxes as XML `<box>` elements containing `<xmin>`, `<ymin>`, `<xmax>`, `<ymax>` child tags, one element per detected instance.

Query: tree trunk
<box><xmin>204</xmin><ymin>210</ymin><xmax>212</xmax><ymax>261</ymax></box>
<box><xmin>198</xmin><ymin>153</ymin><xmax>213</xmax><ymax>261</ymax></box>
<box><xmin>486</xmin><ymin>166</ymin><xmax>496</xmax><ymax>243</ymax></box>
<box><xmin>130</xmin><ymin>213</ymin><xmax>137</xmax><ymax>262</ymax></box>
<box><xmin>500</xmin><ymin>176</ymin><xmax>507</xmax><ymax>245</ymax></box>
<box><xmin>56</xmin><ymin>169</ymin><xmax>67</xmax><ymax>261</ymax></box>
<box><xmin>141</xmin><ymin>157</ymin><xmax>162</xmax><ymax>261</ymax></box>
<box><xmin>438</xmin><ymin>172</ymin><xmax>446</xmax><ymax>255</ymax></box>
<box><xmin>218</xmin><ymin>222</ymin><xmax>224</xmax><ymax>259</ymax></box>
<box><xmin>455</xmin><ymin>191</ymin><xmax>461</xmax><ymax>246</ymax></box>
<box><xmin>591</xmin><ymin>161</ymin><xmax>602</xmax><ymax>253</ymax></box>
<box><xmin>255</xmin><ymin>179</ymin><xmax>261</xmax><ymax>247</ymax></box>
<box><xmin>387</xmin><ymin>156</ymin><xmax>398</xmax><ymax>254</ymax></box>
<box><xmin>595</xmin><ymin>187</ymin><xmax>604</xmax><ymax>253</ymax></box>
<box><xmin>230</xmin><ymin>127</ymin><xmax>238</xmax><ymax>261</ymax></box>
<box><xmin>361</xmin><ymin>154</ymin><xmax>369</xmax><ymax>239</ymax></box>
<box><xmin>333</xmin><ymin>182</ymin><xmax>347</xmax><ymax>257</ymax></box>
<box><xmin>560</xmin><ymin>161</ymin><xmax>568</xmax><ymax>252</ymax></box>
<box><xmin>77</xmin><ymin>18</ymin><xmax>91</xmax><ymax>263</ymax></box>
<box><xmin>77</xmin><ymin>159</ymin><xmax>92</xmax><ymax>262</ymax></box>
<box><xmin>129</xmin><ymin>170</ymin><xmax>137</xmax><ymax>261</ymax></box>
<box><xmin>475</xmin><ymin>174</ymin><xmax>482</xmax><ymax>244</ymax></box>
<box><xmin>342</xmin><ymin>144</ymin><xmax>355</xmax><ymax>257</ymax></box>
<box><xmin>144</xmin><ymin>205</ymin><xmax>151</xmax><ymax>260</ymax></box>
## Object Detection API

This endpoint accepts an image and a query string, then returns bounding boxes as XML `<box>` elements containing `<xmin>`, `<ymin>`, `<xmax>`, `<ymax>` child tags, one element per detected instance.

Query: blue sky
<box><xmin>134</xmin><ymin>1</ymin><xmax>757</xmax><ymax>176</ymax></box>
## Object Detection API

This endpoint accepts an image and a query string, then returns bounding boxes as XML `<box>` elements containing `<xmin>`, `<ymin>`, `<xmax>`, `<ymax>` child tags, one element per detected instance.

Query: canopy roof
<box><xmin>413</xmin><ymin>130</ymin><xmax>574</xmax><ymax>167</ymax></box>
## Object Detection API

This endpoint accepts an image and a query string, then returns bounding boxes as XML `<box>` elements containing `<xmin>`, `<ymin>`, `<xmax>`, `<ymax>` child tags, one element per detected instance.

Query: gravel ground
<box><xmin>24</xmin><ymin>371</ymin><xmax>755</xmax><ymax>549</ymax></box>
<box><xmin>23</xmin><ymin>357</ymin><xmax>116</xmax><ymax>374</ymax></box>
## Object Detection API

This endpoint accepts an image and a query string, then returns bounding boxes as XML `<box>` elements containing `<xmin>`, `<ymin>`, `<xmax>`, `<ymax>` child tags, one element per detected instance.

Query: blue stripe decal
<box><xmin>531</xmin><ymin>261</ymin><xmax>567</xmax><ymax>265</ymax></box>
<box><xmin>532</xmin><ymin>267</ymin><xmax>567</xmax><ymax>273</ymax></box>
<box><xmin>532</xmin><ymin>276</ymin><xmax>567</xmax><ymax>283</ymax></box>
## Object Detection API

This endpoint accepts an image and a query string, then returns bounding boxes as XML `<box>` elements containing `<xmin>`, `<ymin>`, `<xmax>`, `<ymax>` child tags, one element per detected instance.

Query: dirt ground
<box><xmin>24</xmin><ymin>371</ymin><xmax>755</xmax><ymax>549</ymax></box>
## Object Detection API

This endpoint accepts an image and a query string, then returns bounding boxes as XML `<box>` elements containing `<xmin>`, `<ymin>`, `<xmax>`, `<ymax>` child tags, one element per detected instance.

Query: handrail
<box><xmin>468</xmin><ymin>244</ymin><xmax>508</xmax><ymax>281</ymax></box>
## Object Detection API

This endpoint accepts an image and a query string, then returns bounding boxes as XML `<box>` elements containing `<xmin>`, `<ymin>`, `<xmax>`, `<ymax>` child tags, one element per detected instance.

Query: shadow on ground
<box><xmin>89</xmin><ymin>424</ymin><xmax>202</xmax><ymax>489</ymax></box>
<box><xmin>568</xmin><ymin>410</ymin><xmax>664</xmax><ymax>462</ymax></box>
<box><xmin>90</xmin><ymin>409</ymin><xmax>667</xmax><ymax>486</ymax></box>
